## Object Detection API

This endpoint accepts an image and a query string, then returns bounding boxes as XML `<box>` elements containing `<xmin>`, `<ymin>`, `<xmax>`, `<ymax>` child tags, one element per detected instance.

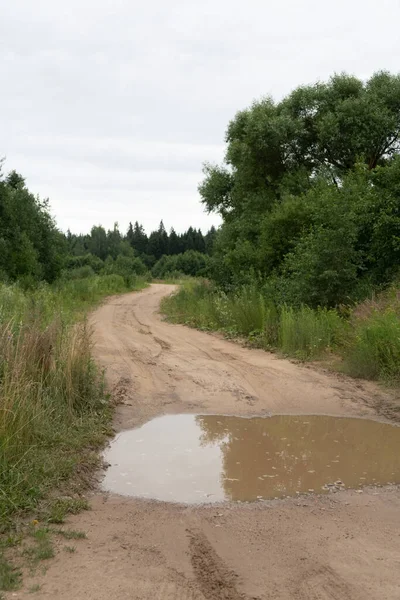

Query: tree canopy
<box><xmin>200</xmin><ymin>71</ymin><xmax>400</xmax><ymax>306</ymax></box>
<box><xmin>0</xmin><ymin>169</ymin><xmax>65</xmax><ymax>283</ymax></box>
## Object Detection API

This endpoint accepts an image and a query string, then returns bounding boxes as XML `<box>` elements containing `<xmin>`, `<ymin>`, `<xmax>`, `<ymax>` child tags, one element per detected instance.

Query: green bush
<box><xmin>176</xmin><ymin>250</ymin><xmax>209</xmax><ymax>277</ymax></box>
<box><xmin>152</xmin><ymin>255</ymin><xmax>178</xmax><ymax>278</ymax></box>
<box><xmin>103</xmin><ymin>255</ymin><xmax>148</xmax><ymax>281</ymax></box>
<box><xmin>67</xmin><ymin>265</ymin><xmax>95</xmax><ymax>279</ymax></box>
<box><xmin>65</xmin><ymin>254</ymin><xmax>104</xmax><ymax>274</ymax></box>
<box><xmin>152</xmin><ymin>251</ymin><xmax>209</xmax><ymax>279</ymax></box>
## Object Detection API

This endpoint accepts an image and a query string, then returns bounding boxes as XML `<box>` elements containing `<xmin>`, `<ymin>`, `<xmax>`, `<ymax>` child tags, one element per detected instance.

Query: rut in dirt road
<box><xmin>188</xmin><ymin>530</ymin><xmax>259</xmax><ymax>600</ymax></box>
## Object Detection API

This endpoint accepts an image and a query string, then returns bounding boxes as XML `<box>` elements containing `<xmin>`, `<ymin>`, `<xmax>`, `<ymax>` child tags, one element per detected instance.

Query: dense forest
<box><xmin>0</xmin><ymin>158</ymin><xmax>217</xmax><ymax>285</ymax></box>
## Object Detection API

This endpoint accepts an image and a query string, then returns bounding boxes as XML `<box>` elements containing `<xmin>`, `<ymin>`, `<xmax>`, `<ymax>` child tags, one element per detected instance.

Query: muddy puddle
<box><xmin>102</xmin><ymin>414</ymin><xmax>400</xmax><ymax>503</ymax></box>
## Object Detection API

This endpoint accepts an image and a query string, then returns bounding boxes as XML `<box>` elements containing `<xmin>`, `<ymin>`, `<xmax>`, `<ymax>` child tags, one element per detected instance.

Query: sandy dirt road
<box><xmin>22</xmin><ymin>284</ymin><xmax>400</xmax><ymax>599</ymax></box>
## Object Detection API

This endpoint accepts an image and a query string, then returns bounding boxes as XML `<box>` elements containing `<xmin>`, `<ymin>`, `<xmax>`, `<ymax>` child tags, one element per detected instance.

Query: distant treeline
<box><xmin>67</xmin><ymin>221</ymin><xmax>216</xmax><ymax>264</ymax></box>
<box><xmin>64</xmin><ymin>221</ymin><xmax>217</xmax><ymax>281</ymax></box>
<box><xmin>0</xmin><ymin>161</ymin><xmax>217</xmax><ymax>284</ymax></box>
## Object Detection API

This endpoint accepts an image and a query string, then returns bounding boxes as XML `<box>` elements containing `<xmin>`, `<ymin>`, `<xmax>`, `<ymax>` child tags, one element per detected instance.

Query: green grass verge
<box><xmin>161</xmin><ymin>280</ymin><xmax>400</xmax><ymax>384</ymax></box>
<box><xmin>0</xmin><ymin>274</ymin><xmax>148</xmax><ymax>591</ymax></box>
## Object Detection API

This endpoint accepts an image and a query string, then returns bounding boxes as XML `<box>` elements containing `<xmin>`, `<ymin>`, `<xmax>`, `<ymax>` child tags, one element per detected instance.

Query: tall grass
<box><xmin>162</xmin><ymin>280</ymin><xmax>400</xmax><ymax>384</ymax></box>
<box><xmin>162</xmin><ymin>281</ymin><xmax>341</xmax><ymax>357</ymax></box>
<box><xmin>162</xmin><ymin>281</ymin><xmax>280</xmax><ymax>342</ymax></box>
<box><xmin>279</xmin><ymin>305</ymin><xmax>344</xmax><ymax>359</ymax></box>
<box><xmin>343</xmin><ymin>310</ymin><xmax>400</xmax><ymax>383</ymax></box>
<box><xmin>0</xmin><ymin>275</ymin><xmax>147</xmax><ymax>527</ymax></box>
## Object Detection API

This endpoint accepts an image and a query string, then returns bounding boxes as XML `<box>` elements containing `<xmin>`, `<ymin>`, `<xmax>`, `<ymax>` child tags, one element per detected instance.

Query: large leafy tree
<box><xmin>107</xmin><ymin>223</ymin><xmax>123</xmax><ymax>259</ymax></box>
<box><xmin>199</xmin><ymin>71</ymin><xmax>400</xmax><ymax>304</ymax></box>
<box><xmin>0</xmin><ymin>170</ymin><xmax>64</xmax><ymax>282</ymax></box>
<box><xmin>87</xmin><ymin>225</ymin><xmax>108</xmax><ymax>260</ymax></box>
<box><xmin>200</xmin><ymin>71</ymin><xmax>400</xmax><ymax>218</ymax></box>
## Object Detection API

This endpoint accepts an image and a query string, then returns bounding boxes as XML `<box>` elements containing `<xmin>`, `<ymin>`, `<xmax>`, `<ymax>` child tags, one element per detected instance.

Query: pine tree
<box><xmin>158</xmin><ymin>220</ymin><xmax>169</xmax><ymax>257</ymax></box>
<box><xmin>126</xmin><ymin>222</ymin><xmax>134</xmax><ymax>247</ymax></box>
<box><xmin>205</xmin><ymin>225</ymin><xmax>217</xmax><ymax>255</ymax></box>
<box><xmin>185</xmin><ymin>227</ymin><xmax>195</xmax><ymax>251</ymax></box>
<box><xmin>168</xmin><ymin>228</ymin><xmax>181</xmax><ymax>255</ymax></box>
<box><xmin>193</xmin><ymin>229</ymin><xmax>206</xmax><ymax>253</ymax></box>
<box><xmin>131</xmin><ymin>221</ymin><xmax>148</xmax><ymax>255</ymax></box>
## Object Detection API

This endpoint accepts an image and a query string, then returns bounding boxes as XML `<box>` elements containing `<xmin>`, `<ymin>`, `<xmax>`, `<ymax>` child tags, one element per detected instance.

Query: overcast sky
<box><xmin>2</xmin><ymin>0</ymin><xmax>400</xmax><ymax>234</ymax></box>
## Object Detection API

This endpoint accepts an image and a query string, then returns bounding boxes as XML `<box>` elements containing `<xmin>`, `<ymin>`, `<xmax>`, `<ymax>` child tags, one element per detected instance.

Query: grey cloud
<box><xmin>2</xmin><ymin>0</ymin><xmax>400</xmax><ymax>234</ymax></box>
<box><xmin>12</xmin><ymin>136</ymin><xmax>225</xmax><ymax>172</ymax></box>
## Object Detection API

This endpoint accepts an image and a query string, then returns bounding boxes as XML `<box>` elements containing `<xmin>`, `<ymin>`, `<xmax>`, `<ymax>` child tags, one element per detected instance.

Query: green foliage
<box><xmin>199</xmin><ymin>71</ymin><xmax>400</xmax><ymax>307</ymax></box>
<box><xmin>0</xmin><ymin>172</ymin><xmax>65</xmax><ymax>283</ymax></box>
<box><xmin>152</xmin><ymin>254</ymin><xmax>178</xmax><ymax>278</ymax></box>
<box><xmin>67</xmin><ymin>265</ymin><xmax>96</xmax><ymax>279</ymax></box>
<box><xmin>147</xmin><ymin>221</ymin><xmax>169</xmax><ymax>260</ymax></box>
<box><xmin>176</xmin><ymin>250</ymin><xmax>209</xmax><ymax>277</ymax></box>
<box><xmin>23</xmin><ymin>528</ymin><xmax>54</xmax><ymax>564</ymax></box>
<box><xmin>282</xmin><ymin>72</ymin><xmax>400</xmax><ymax>172</ymax></box>
<box><xmin>357</xmin><ymin>157</ymin><xmax>400</xmax><ymax>283</ymax></box>
<box><xmin>168</xmin><ymin>227</ymin><xmax>181</xmax><ymax>255</ymax></box>
<box><xmin>152</xmin><ymin>250</ymin><xmax>209</xmax><ymax>278</ymax></box>
<box><xmin>66</xmin><ymin>254</ymin><xmax>104</xmax><ymax>274</ymax></box>
<box><xmin>103</xmin><ymin>254</ymin><xmax>148</xmax><ymax>283</ymax></box>
<box><xmin>127</xmin><ymin>221</ymin><xmax>148</xmax><ymax>255</ymax></box>
<box><xmin>343</xmin><ymin>309</ymin><xmax>400</xmax><ymax>383</ymax></box>
<box><xmin>276</xmin><ymin>183</ymin><xmax>362</xmax><ymax>306</ymax></box>
<box><xmin>86</xmin><ymin>225</ymin><xmax>108</xmax><ymax>260</ymax></box>
<box><xmin>279</xmin><ymin>306</ymin><xmax>344</xmax><ymax>359</ymax></box>
<box><xmin>46</xmin><ymin>498</ymin><xmax>89</xmax><ymax>524</ymax></box>
<box><xmin>207</xmin><ymin>218</ymin><xmax>261</xmax><ymax>288</ymax></box>
<box><xmin>198</xmin><ymin>163</ymin><xmax>234</xmax><ymax>216</ymax></box>
<box><xmin>258</xmin><ymin>196</ymin><xmax>313</xmax><ymax>275</ymax></box>
<box><xmin>0</xmin><ymin>554</ymin><xmax>21</xmax><ymax>591</ymax></box>
<box><xmin>65</xmin><ymin>218</ymin><xmax>215</xmax><ymax>277</ymax></box>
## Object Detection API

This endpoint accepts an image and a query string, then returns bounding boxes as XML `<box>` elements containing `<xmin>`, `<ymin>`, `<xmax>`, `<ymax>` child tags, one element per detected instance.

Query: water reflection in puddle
<box><xmin>102</xmin><ymin>414</ymin><xmax>400</xmax><ymax>504</ymax></box>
